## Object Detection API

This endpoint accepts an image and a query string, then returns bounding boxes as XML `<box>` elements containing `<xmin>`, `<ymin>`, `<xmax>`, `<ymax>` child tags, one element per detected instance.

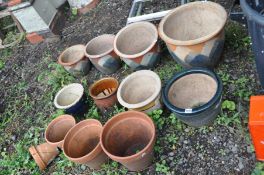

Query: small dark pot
<box><xmin>162</xmin><ymin>68</ymin><xmax>222</xmax><ymax>127</ymax></box>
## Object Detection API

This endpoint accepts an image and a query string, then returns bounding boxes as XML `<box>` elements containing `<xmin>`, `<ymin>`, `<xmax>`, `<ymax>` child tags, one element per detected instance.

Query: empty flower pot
<box><xmin>158</xmin><ymin>1</ymin><xmax>227</xmax><ymax>68</ymax></box>
<box><xmin>89</xmin><ymin>77</ymin><xmax>119</xmax><ymax>110</ymax></box>
<box><xmin>63</xmin><ymin>119</ymin><xmax>108</xmax><ymax>169</ymax></box>
<box><xmin>117</xmin><ymin>70</ymin><xmax>161</xmax><ymax>113</ymax></box>
<box><xmin>29</xmin><ymin>142</ymin><xmax>60</xmax><ymax>171</ymax></box>
<box><xmin>114</xmin><ymin>22</ymin><xmax>160</xmax><ymax>70</ymax></box>
<box><xmin>85</xmin><ymin>34</ymin><xmax>121</xmax><ymax>74</ymax></box>
<box><xmin>45</xmin><ymin>115</ymin><xmax>76</xmax><ymax>149</ymax></box>
<box><xmin>58</xmin><ymin>45</ymin><xmax>91</xmax><ymax>76</ymax></box>
<box><xmin>162</xmin><ymin>68</ymin><xmax>223</xmax><ymax>127</ymax></box>
<box><xmin>54</xmin><ymin>83</ymin><xmax>87</xmax><ymax>115</ymax></box>
<box><xmin>100</xmin><ymin>111</ymin><xmax>156</xmax><ymax>171</ymax></box>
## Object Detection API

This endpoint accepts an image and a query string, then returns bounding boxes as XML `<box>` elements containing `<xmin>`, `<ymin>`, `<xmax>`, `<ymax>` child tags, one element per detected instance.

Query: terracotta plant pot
<box><xmin>85</xmin><ymin>34</ymin><xmax>121</xmax><ymax>74</ymax></box>
<box><xmin>58</xmin><ymin>45</ymin><xmax>91</xmax><ymax>76</ymax></box>
<box><xmin>114</xmin><ymin>22</ymin><xmax>160</xmax><ymax>70</ymax></box>
<box><xmin>158</xmin><ymin>1</ymin><xmax>227</xmax><ymax>68</ymax></box>
<box><xmin>117</xmin><ymin>70</ymin><xmax>161</xmax><ymax>113</ymax></box>
<box><xmin>45</xmin><ymin>115</ymin><xmax>76</xmax><ymax>148</ymax></box>
<box><xmin>63</xmin><ymin>119</ymin><xmax>108</xmax><ymax>169</ymax></box>
<box><xmin>29</xmin><ymin>142</ymin><xmax>60</xmax><ymax>171</ymax></box>
<box><xmin>68</xmin><ymin>0</ymin><xmax>100</xmax><ymax>14</ymax></box>
<box><xmin>54</xmin><ymin>83</ymin><xmax>87</xmax><ymax>115</ymax></box>
<box><xmin>162</xmin><ymin>68</ymin><xmax>223</xmax><ymax>127</ymax></box>
<box><xmin>100</xmin><ymin>111</ymin><xmax>156</xmax><ymax>171</ymax></box>
<box><xmin>89</xmin><ymin>77</ymin><xmax>119</xmax><ymax>110</ymax></box>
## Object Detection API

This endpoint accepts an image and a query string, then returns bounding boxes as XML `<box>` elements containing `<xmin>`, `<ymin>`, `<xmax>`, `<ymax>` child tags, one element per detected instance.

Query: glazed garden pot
<box><xmin>85</xmin><ymin>34</ymin><xmax>121</xmax><ymax>74</ymax></box>
<box><xmin>162</xmin><ymin>68</ymin><xmax>223</xmax><ymax>127</ymax></box>
<box><xmin>114</xmin><ymin>22</ymin><xmax>160</xmax><ymax>70</ymax></box>
<box><xmin>63</xmin><ymin>119</ymin><xmax>108</xmax><ymax>169</ymax></box>
<box><xmin>89</xmin><ymin>77</ymin><xmax>119</xmax><ymax>110</ymax></box>
<box><xmin>58</xmin><ymin>45</ymin><xmax>91</xmax><ymax>76</ymax></box>
<box><xmin>158</xmin><ymin>1</ymin><xmax>227</xmax><ymax>68</ymax></box>
<box><xmin>29</xmin><ymin>142</ymin><xmax>60</xmax><ymax>171</ymax></box>
<box><xmin>100</xmin><ymin>111</ymin><xmax>156</xmax><ymax>171</ymax></box>
<box><xmin>54</xmin><ymin>83</ymin><xmax>87</xmax><ymax>115</ymax></box>
<box><xmin>117</xmin><ymin>70</ymin><xmax>161</xmax><ymax>113</ymax></box>
<box><xmin>45</xmin><ymin>115</ymin><xmax>76</xmax><ymax>149</ymax></box>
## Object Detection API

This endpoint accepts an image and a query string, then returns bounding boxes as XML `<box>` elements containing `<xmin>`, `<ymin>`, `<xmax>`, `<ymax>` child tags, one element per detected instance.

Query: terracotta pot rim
<box><xmin>63</xmin><ymin>119</ymin><xmax>103</xmax><ymax>162</ymax></box>
<box><xmin>58</xmin><ymin>44</ymin><xmax>86</xmax><ymax>66</ymax></box>
<box><xmin>89</xmin><ymin>77</ymin><xmax>119</xmax><ymax>100</ymax></box>
<box><xmin>45</xmin><ymin>115</ymin><xmax>76</xmax><ymax>147</ymax></box>
<box><xmin>85</xmin><ymin>34</ymin><xmax>115</xmax><ymax>59</ymax></box>
<box><xmin>29</xmin><ymin>146</ymin><xmax>46</xmax><ymax>170</ymax></box>
<box><xmin>114</xmin><ymin>22</ymin><xmax>158</xmax><ymax>59</ymax></box>
<box><xmin>158</xmin><ymin>1</ymin><xmax>227</xmax><ymax>46</ymax></box>
<box><xmin>100</xmin><ymin>111</ymin><xmax>156</xmax><ymax>161</ymax></box>
<box><xmin>117</xmin><ymin>70</ymin><xmax>161</xmax><ymax>109</ymax></box>
<box><xmin>54</xmin><ymin>83</ymin><xmax>84</xmax><ymax>109</ymax></box>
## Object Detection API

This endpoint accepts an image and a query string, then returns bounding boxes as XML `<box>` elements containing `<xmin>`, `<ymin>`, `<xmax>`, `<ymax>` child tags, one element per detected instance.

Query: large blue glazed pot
<box><xmin>162</xmin><ymin>68</ymin><xmax>223</xmax><ymax>127</ymax></box>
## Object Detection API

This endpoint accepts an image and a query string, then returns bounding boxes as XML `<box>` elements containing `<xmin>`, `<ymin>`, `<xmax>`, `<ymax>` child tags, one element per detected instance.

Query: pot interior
<box><xmin>61</xmin><ymin>45</ymin><xmax>85</xmax><ymax>63</ymax></box>
<box><xmin>90</xmin><ymin>79</ymin><xmax>118</xmax><ymax>99</ymax></box>
<box><xmin>86</xmin><ymin>35</ymin><xmax>114</xmax><ymax>56</ymax></box>
<box><xmin>56</xmin><ymin>85</ymin><xmax>83</xmax><ymax>107</ymax></box>
<box><xmin>168</xmin><ymin>73</ymin><xmax>217</xmax><ymax>109</ymax></box>
<box><xmin>116</xmin><ymin>23</ymin><xmax>157</xmax><ymax>55</ymax></box>
<box><xmin>163</xmin><ymin>2</ymin><xmax>226</xmax><ymax>41</ymax></box>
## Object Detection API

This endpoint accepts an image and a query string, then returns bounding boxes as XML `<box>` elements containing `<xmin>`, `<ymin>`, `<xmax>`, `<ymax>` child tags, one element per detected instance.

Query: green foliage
<box><xmin>155</xmin><ymin>160</ymin><xmax>170</xmax><ymax>174</ymax></box>
<box><xmin>216</xmin><ymin>112</ymin><xmax>241</xmax><ymax>127</ymax></box>
<box><xmin>0</xmin><ymin>59</ymin><xmax>4</xmax><ymax>70</ymax></box>
<box><xmin>252</xmin><ymin>162</ymin><xmax>264</xmax><ymax>175</ymax></box>
<box><xmin>148</xmin><ymin>109</ymin><xmax>165</xmax><ymax>130</ymax></box>
<box><xmin>234</xmin><ymin>77</ymin><xmax>252</xmax><ymax>101</ymax></box>
<box><xmin>169</xmin><ymin>113</ymin><xmax>184</xmax><ymax>131</ymax></box>
<box><xmin>99</xmin><ymin>161</ymin><xmax>128</xmax><ymax>175</ymax></box>
<box><xmin>222</xmin><ymin>100</ymin><xmax>236</xmax><ymax>111</ymax></box>
<box><xmin>155</xmin><ymin>60</ymin><xmax>182</xmax><ymax>81</ymax></box>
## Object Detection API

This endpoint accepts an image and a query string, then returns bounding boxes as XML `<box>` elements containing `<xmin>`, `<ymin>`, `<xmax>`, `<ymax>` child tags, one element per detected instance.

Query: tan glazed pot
<box><xmin>158</xmin><ymin>1</ymin><xmax>227</xmax><ymax>68</ymax></box>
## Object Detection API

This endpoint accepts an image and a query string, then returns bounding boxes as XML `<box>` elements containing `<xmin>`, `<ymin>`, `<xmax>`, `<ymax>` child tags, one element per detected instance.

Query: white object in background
<box><xmin>67</xmin><ymin>0</ymin><xmax>93</xmax><ymax>9</ymax></box>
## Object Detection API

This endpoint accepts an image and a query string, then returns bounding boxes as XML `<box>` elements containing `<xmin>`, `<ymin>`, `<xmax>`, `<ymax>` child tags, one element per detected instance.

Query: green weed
<box><xmin>155</xmin><ymin>160</ymin><xmax>170</xmax><ymax>174</ymax></box>
<box><xmin>148</xmin><ymin>109</ymin><xmax>165</xmax><ymax>130</ymax></box>
<box><xmin>222</xmin><ymin>100</ymin><xmax>236</xmax><ymax>111</ymax></box>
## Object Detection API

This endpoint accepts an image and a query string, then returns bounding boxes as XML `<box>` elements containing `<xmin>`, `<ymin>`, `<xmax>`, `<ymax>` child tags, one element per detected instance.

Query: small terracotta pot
<box><xmin>63</xmin><ymin>119</ymin><xmax>108</xmax><ymax>169</ymax></box>
<box><xmin>100</xmin><ymin>111</ymin><xmax>156</xmax><ymax>171</ymax></box>
<box><xmin>158</xmin><ymin>1</ymin><xmax>227</xmax><ymax>68</ymax></box>
<box><xmin>114</xmin><ymin>22</ymin><xmax>160</xmax><ymax>70</ymax></box>
<box><xmin>117</xmin><ymin>70</ymin><xmax>161</xmax><ymax>113</ymax></box>
<box><xmin>58</xmin><ymin>45</ymin><xmax>91</xmax><ymax>76</ymax></box>
<box><xmin>85</xmin><ymin>34</ymin><xmax>121</xmax><ymax>74</ymax></box>
<box><xmin>68</xmin><ymin>0</ymin><xmax>101</xmax><ymax>14</ymax></box>
<box><xmin>89</xmin><ymin>77</ymin><xmax>119</xmax><ymax>110</ymax></box>
<box><xmin>29</xmin><ymin>142</ymin><xmax>60</xmax><ymax>171</ymax></box>
<box><xmin>45</xmin><ymin>115</ymin><xmax>76</xmax><ymax>148</ymax></box>
<box><xmin>54</xmin><ymin>83</ymin><xmax>87</xmax><ymax>115</ymax></box>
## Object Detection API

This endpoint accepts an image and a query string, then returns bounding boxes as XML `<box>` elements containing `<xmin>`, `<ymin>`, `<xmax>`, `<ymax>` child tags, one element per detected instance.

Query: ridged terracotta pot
<box><xmin>58</xmin><ymin>45</ymin><xmax>91</xmax><ymax>76</ymax></box>
<box><xmin>100</xmin><ymin>111</ymin><xmax>156</xmax><ymax>171</ymax></box>
<box><xmin>89</xmin><ymin>77</ymin><xmax>119</xmax><ymax>110</ymax></box>
<box><xmin>85</xmin><ymin>34</ymin><xmax>121</xmax><ymax>74</ymax></box>
<box><xmin>159</xmin><ymin>1</ymin><xmax>227</xmax><ymax>68</ymax></box>
<box><xmin>114</xmin><ymin>22</ymin><xmax>160</xmax><ymax>70</ymax></box>
<box><xmin>63</xmin><ymin>119</ymin><xmax>108</xmax><ymax>169</ymax></box>
<box><xmin>29</xmin><ymin>143</ymin><xmax>60</xmax><ymax>171</ymax></box>
<box><xmin>117</xmin><ymin>70</ymin><xmax>161</xmax><ymax>113</ymax></box>
<box><xmin>45</xmin><ymin>115</ymin><xmax>76</xmax><ymax>149</ymax></box>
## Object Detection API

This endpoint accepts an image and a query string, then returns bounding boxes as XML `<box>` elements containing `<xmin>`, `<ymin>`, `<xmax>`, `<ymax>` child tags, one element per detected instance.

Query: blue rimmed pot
<box><xmin>162</xmin><ymin>68</ymin><xmax>223</xmax><ymax>127</ymax></box>
<box><xmin>54</xmin><ymin>83</ymin><xmax>87</xmax><ymax>116</ymax></box>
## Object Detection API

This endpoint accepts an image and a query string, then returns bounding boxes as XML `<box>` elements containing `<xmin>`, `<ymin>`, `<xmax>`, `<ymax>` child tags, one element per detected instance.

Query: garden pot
<box><xmin>54</xmin><ymin>83</ymin><xmax>87</xmax><ymax>115</ymax></box>
<box><xmin>114</xmin><ymin>22</ymin><xmax>160</xmax><ymax>70</ymax></box>
<box><xmin>158</xmin><ymin>1</ymin><xmax>227</xmax><ymax>68</ymax></box>
<box><xmin>117</xmin><ymin>70</ymin><xmax>161</xmax><ymax>113</ymax></box>
<box><xmin>85</xmin><ymin>34</ymin><xmax>121</xmax><ymax>74</ymax></box>
<box><xmin>162</xmin><ymin>68</ymin><xmax>223</xmax><ymax>127</ymax></box>
<box><xmin>29</xmin><ymin>142</ymin><xmax>60</xmax><ymax>171</ymax></box>
<box><xmin>45</xmin><ymin>115</ymin><xmax>76</xmax><ymax>148</ymax></box>
<box><xmin>68</xmin><ymin>0</ymin><xmax>100</xmax><ymax>14</ymax></box>
<box><xmin>63</xmin><ymin>119</ymin><xmax>108</xmax><ymax>169</ymax></box>
<box><xmin>58</xmin><ymin>45</ymin><xmax>91</xmax><ymax>76</ymax></box>
<box><xmin>240</xmin><ymin>0</ymin><xmax>264</xmax><ymax>88</ymax></box>
<box><xmin>100</xmin><ymin>111</ymin><xmax>156</xmax><ymax>171</ymax></box>
<box><xmin>89</xmin><ymin>77</ymin><xmax>119</xmax><ymax>110</ymax></box>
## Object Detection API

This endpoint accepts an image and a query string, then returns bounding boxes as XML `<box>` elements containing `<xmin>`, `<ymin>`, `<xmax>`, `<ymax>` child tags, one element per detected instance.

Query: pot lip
<box><xmin>58</xmin><ymin>44</ymin><xmax>86</xmax><ymax>66</ymax></box>
<box><xmin>117</xmin><ymin>70</ymin><xmax>161</xmax><ymax>109</ymax></box>
<box><xmin>45</xmin><ymin>115</ymin><xmax>76</xmax><ymax>146</ymax></box>
<box><xmin>162</xmin><ymin>68</ymin><xmax>223</xmax><ymax>116</ymax></box>
<box><xmin>54</xmin><ymin>83</ymin><xmax>84</xmax><ymax>109</ymax></box>
<box><xmin>62</xmin><ymin>119</ymin><xmax>103</xmax><ymax>161</ymax></box>
<box><xmin>240</xmin><ymin>0</ymin><xmax>264</xmax><ymax>25</ymax></box>
<box><xmin>89</xmin><ymin>77</ymin><xmax>119</xmax><ymax>100</ymax></box>
<box><xmin>114</xmin><ymin>21</ymin><xmax>158</xmax><ymax>59</ymax></box>
<box><xmin>85</xmin><ymin>34</ymin><xmax>115</xmax><ymax>59</ymax></box>
<box><xmin>100</xmin><ymin>111</ymin><xmax>156</xmax><ymax>161</ymax></box>
<box><xmin>158</xmin><ymin>1</ymin><xmax>227</xmax><ymax>46</ymax></box>
<box><xmin>29</xmin><ymin>145</ymin><xmax>46</xmax><ymax>170</ymax></box>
